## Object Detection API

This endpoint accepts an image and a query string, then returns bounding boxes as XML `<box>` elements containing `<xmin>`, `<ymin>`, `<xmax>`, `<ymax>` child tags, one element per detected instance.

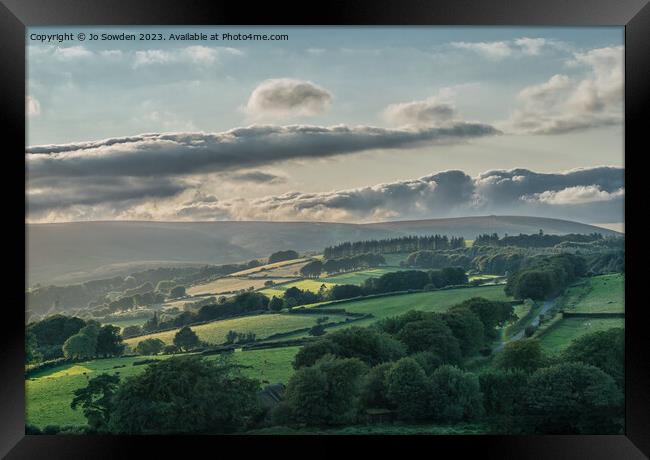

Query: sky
<box><xmin>26</xmin><ymin>27</ymin><xmax>624</xmax><ymax>225</ymax></box>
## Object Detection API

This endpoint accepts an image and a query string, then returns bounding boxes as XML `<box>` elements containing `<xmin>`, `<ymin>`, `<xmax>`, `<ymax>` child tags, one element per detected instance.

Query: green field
<box><xmin>259</xmin><ymin>279</ymin><xmax>337</xmax><ymax>297</ymax></box>
<box><xmin>561</xmin><ymin>274</ymin><xmax>624</xmax><ymax>313</ymax></box>
<box><xmin>26</xmin><ymin>347</ymin><xmax>300</xmax><ymax>429</ymax></box>
<box><xmin>320</xmin><ymin>267</ymin><xmax>411</xmax><ymax>285</ymax></box>
<box><xmin>538</xmin><ymin>317</ymin><xmax>624</xmax><ymax>350</ymax></box>
<box><xmin>124</xmin><ymin>313</ymin><xmax>338</xmax><ymax>348</ymax></box>
<box><xmin>381</xmin><ymin>253</ymin><xmax>410</xmax><ymax>266</ymax></box>
<box><xmin>314</xmin><ymin>285</ymin><xmax>510</xmax><ymax>330</ymax></box>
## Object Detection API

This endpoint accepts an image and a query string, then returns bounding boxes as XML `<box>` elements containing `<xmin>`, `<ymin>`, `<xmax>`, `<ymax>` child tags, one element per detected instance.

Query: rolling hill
<box><xmin>27</xmin><ymin>216</ymin><xmax>620</xmax><ymax>286</ymax></box>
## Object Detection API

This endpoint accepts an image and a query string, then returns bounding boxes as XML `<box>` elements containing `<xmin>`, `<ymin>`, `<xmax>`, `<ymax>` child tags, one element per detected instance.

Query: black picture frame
<box><xmin>2</xmin><ymin>0</ymin><xmax>648</xmax><ymax>457</ymax></box>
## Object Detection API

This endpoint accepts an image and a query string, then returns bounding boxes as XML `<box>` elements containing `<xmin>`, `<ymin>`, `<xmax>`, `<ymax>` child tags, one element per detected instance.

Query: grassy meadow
<box><xmin>123</xmin><ymin>312</ymin><xmax>338</xmax><ymax>348</ymax></box>
<box><xmin>538</xmin><ymin>317</ymin><xmax>624</xmax><ymax>350</ymax></box>
<box><xmin>560</xmin><ymin>274</ymin><xmax>624</xmax><ymax>313</ymax></box>
<box><xmin>26</xmin><ymin>346</ymin><xmax>300</xmax><ymax>428</ymax></box>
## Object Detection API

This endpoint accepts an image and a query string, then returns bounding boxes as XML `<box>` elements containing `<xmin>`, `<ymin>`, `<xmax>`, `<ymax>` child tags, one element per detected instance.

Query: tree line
<box><xmin>324</xmin><ymin>235</ymin><xmax>466</xmax><ymax>259</ymax></box>
<box><xmin>474</xmin><ymin>231</ymin><xmax>603</xmax><ymax>248</ymax></box>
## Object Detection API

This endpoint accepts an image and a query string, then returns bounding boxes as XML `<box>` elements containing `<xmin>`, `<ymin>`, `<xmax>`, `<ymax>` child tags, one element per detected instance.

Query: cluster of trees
<box><xmin>505</xmin><ymin>253</ymin><xmax>586</xmax><ymax>300</ymax></box>
<box><xmin>134</xmin><ymin>326</ymin><xmax>201</xmax><ymax>355</ymax></box>
<box><xmin>271</xmin><ymin>321</ymin><xmax>623</xmax><ymax>433</ymax></box>
<box><xmin>268</xmin><ymin>250</ymin><xmax>300</xmax><ymax>264</ymax></box>
<box><xmin>324</xmin><ymin>235</ymin><xmax>466</xmax><ymax>259</ymax></box>
<box><xmin>26</xmin><ymin>315</ymin><xmax>87</xmax><ymax>361</ymax></box>
<box><xmin>405</xmin><ymin>250</ymin><xmax>472</xmax><ymax>270</ymax></box>
<box><xmin>300</xmin><ymin>254</ymin><xmax>386</xmax><ymax>278</ymax></box>
<box><xmin>225</xmin><ymin>330</ymin><xmax>257</xmax><ymax>345</ymax></box>
<box><xmin>62</xmin><ymin>321</ymin><xmax>124</xmax><ymax>360</ymax></box>
<box><xmin>474</xmin><ymin>231</ymin><xmax>604</xmax><ymax>248</ymax></box>
<box><xmin>269</xmin><ymin>299</ymin><xmax>510</xmax><ymax>427</ymax></box>
<box><xmin>68</xmin><ymin>356</ymin><xmax>260</xmax><ymax>434</ymax></box>
<box><xmin>27</xmin><ymin>315</ymin><xmax>125</xmax><ymax>362</ymax></box>
<box><xmin>362</xmin><ymin>268</ymin><xmax>467</xmax><ymax>293</ymax></box>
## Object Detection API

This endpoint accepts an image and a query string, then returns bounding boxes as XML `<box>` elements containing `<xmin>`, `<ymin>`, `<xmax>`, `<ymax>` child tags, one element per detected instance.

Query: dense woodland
<box><xmin>324</xmin><ymin>235</ymin><xmax>466</xmax><ymax>259</ymax></box>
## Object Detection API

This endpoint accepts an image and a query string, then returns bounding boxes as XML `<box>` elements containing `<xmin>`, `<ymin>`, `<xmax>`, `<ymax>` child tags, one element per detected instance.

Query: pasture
<box><xmin>320</xmin><ymin>267</ymin><xmax>410</xmax><ymax>285</ymax></box>
<box><xmin>26</xmin><ymin>347</ymin><xmax>300</xmax><ymax>429</ymax></box>
<box><xmin>538</xmin><ymin>317</ymin><xmax>624</xmax><ymax>350</ymax></box>
<box><xmin>123</xmin><ymin>312</ymin><xmax>339</xmax><ymax>348</ymax></box>
<box><xmin>226</xmin><ymin>258</ymin><xmax>308</xmax><ymax>277</ymax></box>
<box><xmin>259</xmin><ymin>279</ymin><xmax>337</xmax><ymax>297</ymax></box>
<box><xmin>561</xmin><ymin>274</ymin><xmax>624</xmax><ymax>313</ymax></box>
<box><xmin>313</xmin><ymin>285</ymin><xmax>510</xmax><ymax>330</ymax></box>
<box><xmin>187</xmin><ymin>276</ymin><xmax>293</xmax><ymax>296</ymax></box>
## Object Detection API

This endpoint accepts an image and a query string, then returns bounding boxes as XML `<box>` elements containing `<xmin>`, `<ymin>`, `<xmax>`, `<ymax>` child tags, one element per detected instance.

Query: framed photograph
<box><xmin>2</xmin><ymin>0</ymin><xmax>648</xmax><ymax>457</ymax></box>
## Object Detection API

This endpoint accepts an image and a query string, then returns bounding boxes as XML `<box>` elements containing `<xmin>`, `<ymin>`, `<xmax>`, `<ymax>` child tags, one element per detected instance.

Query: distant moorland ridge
<box><xmin>27</xmin><ymin>215</ymin><xmax>620</xmax><ymax>286</ymax></box>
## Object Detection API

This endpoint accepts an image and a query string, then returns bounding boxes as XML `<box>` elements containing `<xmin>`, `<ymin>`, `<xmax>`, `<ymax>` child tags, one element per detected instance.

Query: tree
<box><xmin>430</xmin><ymin>365</ymin><xmax>483</xmax><ymax>422</ymax></box>
<box><xmin>71</xmin><ymin>373</ymin><xmax>120</xmax><ymax>432</ymax></box>
<box><xmin>63</xmin><ymin>333</ymin><xmax>95</xmax><ymax>359</ymax></box>
<box><xmin>169</xmin><ymin>285</ymin><xmax>186</xmax><ymax>299</ymax></box>
<box><xmin>562</xmin><ymin>328</ymin><xmax>624</xmax><ymax>388</ymax></box>
<box><xmin>26</xmin><ymin>315</ymin><xmax>86</xmax><ymax>360</ymax></box>
<box><xmin>268</xmin><ymin>250</ymin><xmax>299</xmax><ymax>264</ymax></box>
<box><xmin>457</xmin><ymin>298</ymin><xmax>515</xmax><ymax>339</ymax></box>
<box><xmin>496</xmin><ymin>339</ymin><xmax>546</xmax><ymax>373</ymax></box>
<box><xmin>300</xmin><ymin>260</ymin><xmax>323</xmax><ymax>278</ymax></box>
<box><xmin>96</xmin><ymin>325</ymin><xmax>124</xmax><ymax>357</ymax></box>
<box><xmin>268</xmin><ymin>296</ymin><xmax>284</xmax><ymax>312</ymax></box>
<box><xmin>479</xmin><ymin>368</ymin><xmax>528</xmax><ymax>417</ymax></box>
<box><xmin>142</xmin><ymin>311</ymin><xmax>160</xmax><ymax>333</ymax></box>
<box><xmin>173</xmin><ymin>326</ymin><xmax>200</xmax><ymax>351</ymax></box>
<box><xmin>109</xmin><ymin>356</ymin><xmax>260</xmax><ymax>434</ymax></box>
<box><xmin>293</xmin><ymin>327</ymin><xmax>406</xmax><ymax>368</ymax></box>
<box><xmin>308</xmin><ymin>324</ymin><xmax>326</xmax><ymax>337</ymax></box>
<box><xmin>442</xmin><ymin>307</ymin><xmax>485</xmax><ymax>356</ymax></box>
<box><xmin>135</xmin><ymin>338</ymin><xmax>165</xmax><ymax>355</ymax></box>
<box><xmin>121</xmin><ymin>325</ymin><xmax>142</xmax><ymax>339</ymax></box>
<box><xmin>396</xmin><ymin>318</ymin><xmax>461</xmax><ymax>364</ymax></box>
<box><xmin>26</xmin><ymin>331</ymin><xmax>42</xmax><ymax>364</ymax></box>
<box><xmin>284</xmin><ymin>356</ymin><xmax>368</xmax><ymax>426</ymax></box>
<box><xmin>386</xmin><ymin>357</ymin><xmax>432</xmax><ymax>421</ymax></box>
<box><xmin>360</xmin><ymin>362</ymin><xmax>394</xmax><ymax>409</ymax></box>
<box><xmin>525</xmin><ymin>362</ymin><xmax>623</xmax><ymax>434</ymax></box>
<box><xmin>293</xmin><ymin>339</ymin><xmax>342</xmax><ymax>369</ymax></box>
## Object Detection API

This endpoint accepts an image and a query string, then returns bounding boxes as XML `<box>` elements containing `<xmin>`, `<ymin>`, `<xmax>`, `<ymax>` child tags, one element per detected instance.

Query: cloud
<box><xmin>450</xmin><ymin>37</ymin><xmax>566</xmax><ymax>60</ymax></box>
<box><xmin>501</xmin><ymin>46</ymin><xmax>623</xmax><ymax>135</ymax></box>
<box><xmin>131</xmin><ymin>46</ymin><xmax>242</xmax><ymax>68</ymax></box>
<box><xmin>162</xmin><ymin>166</ymin><xmax>623</xmax><ymax>224</ymax></box>
<box><xmin>53</xmin><ymin>45</ymin><xmax>93</xmax><ymax>60</ymax></box>
<box><xmin>27</xmin><ymin>176</ymin><xmax>186</xmax><ymax>214</ymax></box>
<box><xmin>383</xmin><ymin>97</ymin><xmax>456</xmax><ymax>127</ymax></box>
<box><xmin>27</xmin><ymin>165</ymin><xmax>623</xmax><ymax>223</ymax></box>
<box><xmin>26</xmin><ymin>96</ymin><xmax>41</xmax><ymax>117</ymax></box>
<box><xmin>521</xmin><ymin>185</ymin><xmax>624</xmax><ymax>205</ymax></box>
<box><xmin>245</xmin><ymin>79</ymin><xmax>332</xmax><ymax>118</ymax></box>
<box><xmin>26</xmin><ymin>121</ymin><xmax>498</xmax><ymax>220</ymax></box>
<box><xmin>451</xmin><ymin>41</ymin><xmax>513</xmax><ymax>60</ymax></box>
<box><xmin>27</xmin><ymin>122</ymin><xmax>499</xmax><ymax>180</ymax></box>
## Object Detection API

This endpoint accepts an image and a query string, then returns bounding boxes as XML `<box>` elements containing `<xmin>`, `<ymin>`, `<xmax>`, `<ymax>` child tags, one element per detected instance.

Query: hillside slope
<box><xmin>27</xmin><ymin>216</ymin><xmax>619</xmax><ymax>286</ymax></box>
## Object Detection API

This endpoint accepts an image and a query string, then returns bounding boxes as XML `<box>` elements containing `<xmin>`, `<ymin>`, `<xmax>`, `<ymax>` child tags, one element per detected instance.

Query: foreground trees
<box><xmin>525</xmin><ymin>362</ymin><xmax>623</xmax><ymax>434</ymax></box>
<box><xmin>279</xmin><ymin>356</ymin><xmax>368</xmax><ymax>426</ymax></box>
<box><xmin>108</xmin><ymin>357</ymin><xmax>259</xmax><ymax>434</ymax></box>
